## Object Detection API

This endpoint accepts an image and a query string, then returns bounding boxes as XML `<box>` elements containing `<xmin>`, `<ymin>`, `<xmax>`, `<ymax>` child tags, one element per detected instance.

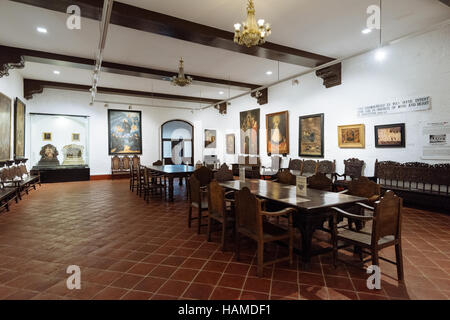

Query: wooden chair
<box><xmin>235</xmin><ymin>187</ymin><xmax>296</xmax><ymax>277</ymax></box>
<box><xmin>136</xmin><ymin>165</ymin><xmax>145</xmax><ymax>197</ymax></box>
<box><xmin>214</xmin><ymin>164</ymin><xmax>234</xmax><ymax>182</ymax></box>
<box><xmin>130</xmin><ymin>162</ymin><xmax>138</xmax><ymax>192</ymax></box>
<box><xmin>331</xmin><ymin>190</ymin><xmax>404</xmax><ymax>281</ymax></box>
<box><xmin>188</xmin><ymin>175</ymin><xmax>209</xmax><ymax>234</ymax></box>
<box><xmin>307</xmin><ymin>173</ymin><xmax>333</xmax><ymax>191</ymax></box>
<box><xmin>301</xmin><ymin>160</ymin><xmax>318</xmax><ymax>177</ymax></box>
<box><xmin>274</xmin><ymin>170</ymin><xmax>296</xmax><ymax>185</ymax></box>
<box><xmin>142</xmin><ymin>167</ymin><xmax>166</xmax><ymax>203</ymax></box>
<box><xmin>317</xmin><ymin>160</ymin><xmax>336</xmax><ymax>180</ymax></box>
<box><xmin>207</xmin><ymin>180</ymin><xmax>235</xmax><ymax>251</ymax></box>
<box><xmin>193</xmin><ymin>166</ymin><xmax>214</xmax><ymax>187</ymax></box>
<box><xmin>153</xmin><ymin>160</ymin><xmax>163</xmax><ymax>166</ymax></box>
<box><xmin>334</xmin><ymin>158</ymin><xmax>365</xmax><ymax>190</ymax></box>
<box><xmin>111</xmin><ymin>156</ymin><xmax>122</xmax><ymax>179</ymax></box>
<box><xmin>287</xmin><ymin>159</ymin><xmax>302</xmax><ymax>171</ymax></box>
<box><xmin>261</xmin><ymin>156</ymin><xmax>282</xmax><ymax>180</ymax></box>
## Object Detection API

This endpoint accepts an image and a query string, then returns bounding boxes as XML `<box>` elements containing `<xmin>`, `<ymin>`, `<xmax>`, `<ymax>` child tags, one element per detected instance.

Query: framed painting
<box><xmin>14</xmin><ymin>98</ymin><xmax>26</xmax><ymax>159</ymax></box>
<box><xmin>72</xmin><ymin>133</ymin><xmax>80</xmax><ymax>142</ymax></box>
<box><xmin>338</xmin><ymin>124</ymin><xmax>365</xmax><ymax>148</ymax></box>
<box><xmin>299</xmin><ymin>113</ymin><xmax>324</xmax><ymax>157</ymax></box>
<box><xmin>108</xmin><ymin>109</ymin><xmax>142</xmax><ymax>155</ymax></box>
<box><xmin>226</xmin><ymin>134</ymin><xmax>235</xmax><ymax>154</ymax></box>
<box><xmin>240</xmin><ymin>108</ymin><xmax>260</xmax><ymax>155</ymax></box>
<box><xmin>375</xmin><ymin>123</ymin><xmax>405</xmax><ymax>148</ymax></box>
<box><xmin>43</xmin><ymin>132</ymin><xmax>52</xmax><ymax>141</ymax></box>
<box><xmin>0</xmin><ymin>93</ymin><xmax>11</xmax><ymax>161</ymax></box>
<box><xmin>266</xmin><ymin>111</ymin><xmax>289</xmax><ymax>155</ymax></box>
<box><xmin>204</xmin><ymin>129</ymin><xmax>217</xmax><ymax>148</ymax></box>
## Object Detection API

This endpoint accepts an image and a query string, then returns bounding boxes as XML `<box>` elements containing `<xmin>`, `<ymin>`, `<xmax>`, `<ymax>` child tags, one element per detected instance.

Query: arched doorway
<box><xmin>161</xmin><ymin>120</ymin><xmax>194</xmax><ymax>165</ymax></box>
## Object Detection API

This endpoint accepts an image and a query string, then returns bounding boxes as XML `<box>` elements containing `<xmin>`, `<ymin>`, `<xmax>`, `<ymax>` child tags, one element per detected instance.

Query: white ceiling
<box><xmin>0</xmin><ymin>0</ymin><xmax>449</xmax><ymax>104</ymax></box>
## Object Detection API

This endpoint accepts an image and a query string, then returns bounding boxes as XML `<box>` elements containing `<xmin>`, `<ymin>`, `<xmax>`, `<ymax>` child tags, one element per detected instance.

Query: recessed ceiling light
<box><xmin>53</xmin><ymin>70</ymin><xmax>60</xmax><ymax>75</ymax></box>
<box><xmin>266</xmin><ymin>71</ymin><xmax>273</xmax><ymax>75</ymax></box>
<box><xmin>219</xmin><ymin>91</ymin><xmax>224</xmax><ymax>95</ymax></box>
<box><xmin>375</xmin><ymin>48</ymin><xmax>387</xmax><ymax>61</ymax></box>
<box><xmin>37</xmin><ymin>27</ymin><xmax>47</xmax><ymax>34</ymax></box>
<box><xmin>362</xmin><ymin>28</ymin><xmax>372</xmax><ymax>34</ymax></box>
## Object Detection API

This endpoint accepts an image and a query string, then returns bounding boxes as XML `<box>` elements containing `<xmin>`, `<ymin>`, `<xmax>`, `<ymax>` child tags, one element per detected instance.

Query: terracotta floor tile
<box><xmin>270</xmin><ymin>281</ymin><xmax>299</xmax><ymax>299</ymax></box>
<box><xmin>244</xmin><ymin>277</ymin><xmax>271</xmax><ymax>293</ymax></box>
<box><xmin>218</xmin><ymin>274</ymin><xmax>246</xmax><ymax>290</ymax></box>
<box><xmin>324</xmin><ymin>275</ymin><xmax>354</xmax><ymax>291</ymax></box>
<box><xmin>134</xmin><ymin>277</ymin><xmax>166</xmax><ymax>293</ymax></box>
<box><xmin>170</xmin><ymin>268</ymin><xmax>199</xmax><ymax>282</ymax></box>
<box><xmin>299</xmin><ymin>285</ymin><xmax>329</xmax><ymax>300</ymax></box>
<box><xmin>183</xmin><ymin>283</ymin><xmax>214</xmax><ymax>300</ymax></box>
<box><xmin>93</xmin><ymin>287</ymin><xmax>128</xmax><ymax>300</ymax></box>
<box><xmin>210</xmin><ymin>287</ymin><xmax>241</xmax><ymax>300</ymax></box>
<box><xmin>193</xmin><ymin>271</ymin><xmax>222</xmax><ymax>286</ymax></box>
<box><xmin>121</xmin><ymin>290</ymin><xmax>153</xmax><ymax>300</ymax></box>
<box><xmin>240</xmin><ymin>291</ymin><xmax>269</xmax><ymax>300</ymax></box>
<box><xmin>157</xmin><ymin>280</ymin><xmax>189</xmax><ymax>296</ymax></box>
<box><xmin>110</xmin><ymin>274</ymin><xmax>144</xmax><ymax>289</ymax></box>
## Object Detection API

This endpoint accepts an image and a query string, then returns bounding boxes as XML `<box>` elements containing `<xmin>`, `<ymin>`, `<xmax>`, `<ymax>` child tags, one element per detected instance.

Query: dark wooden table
<box><xmin>146</xmin><ymin>165</ymin><xmax>195</xmax><ymax>202</ymax></box>
<box><xmin>219</xmin><ymin>179</ymin><xmax>367</xmax><ymax>265</ymax></box>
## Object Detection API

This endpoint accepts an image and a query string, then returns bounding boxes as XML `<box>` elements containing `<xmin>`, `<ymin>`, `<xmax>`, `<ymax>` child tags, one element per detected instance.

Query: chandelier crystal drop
<box><xmin>170</xmin><ymin>58</ymin><xmax>193</xmax><ymax>87</ymax></box>
<box><xmin>233</xmin><ymin>0</ymin><xmax>271</xmax><ymax>47</ymax></box>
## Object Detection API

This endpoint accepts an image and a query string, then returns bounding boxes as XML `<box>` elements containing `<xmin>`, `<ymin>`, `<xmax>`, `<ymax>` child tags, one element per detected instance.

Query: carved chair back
<box><xmin>288</xmin><ymin>159</ymin><xmax>302</xmax><ymax>171</ymax></box>
<box><xmin>302</xmin><ymin>160</ymin><xmax>318</xmax><ymax>175</ymax></box>
<box><xmin>372</xmin><ymin>190</ymin><xmax>403</xmax><ymax>243</ymax></box>
<box><xmin>188</xmin><ymin>175</ymin><xmax>201</xmax><ymax>205</ymax></box>
<box><xmin>214</xmin><ymin>164</ymin><xmax>234</xmax><ymax>182</ymax></box>
<box><xmin>111</xmin><ymin>156</ymin><xmax>121</xmax><ymax>170</ymax></box>
<box><xmin>208</xmin><ymin>180</ymin><xmax>226</xmax><ymax>218</ymax></box>
<box><xmin>307</xmin><ymin>173</ymin><xmax>333</xmax><ymax>191</ymax></box>
<box><xmin>122</xmin><ymin>156</ymin><xmax>131</xmax><ymax>170</ymax></box>
<box><xmin>235</xmin><ymin>187</ymin><xmax>262</xmax><ymax>239</ymax></box>
<box><xmin>343</xmin><ymin>158</ymin><xmax>364</xmax><ymax>179</ymax></box>
<box><xmin>276</xmin><ymin>170</ymin><xmax>296</xmax><ymax>185</ymax></box>
<box><xmin>348</xmin><ymin>176</ymin><xmax>381</xmax><ymax>199</ymax></box>
<box><xmin>317</xmin><ymin>160</ymin><xmax>336</xmax><ymax>178</ymax></box>
<box><xmin>194</xmin><ymin>166</ymin><xmax>214</xmax><ymax>187</ymax></box>
<box><xmin>132</xmin><ymin>155</ymin><xmax>140</xmax><ymax>168</ymax></box>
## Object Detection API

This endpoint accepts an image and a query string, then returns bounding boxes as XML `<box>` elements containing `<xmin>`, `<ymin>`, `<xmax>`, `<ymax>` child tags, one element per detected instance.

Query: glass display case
<box><xmin>29</xmin><ymin>113</ymin><xmax>90</xmax><ymax>170</ymax></box>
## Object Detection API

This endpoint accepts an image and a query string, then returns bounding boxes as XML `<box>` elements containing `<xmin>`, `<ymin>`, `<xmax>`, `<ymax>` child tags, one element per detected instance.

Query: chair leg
<box><xmin>257</xmin><ymin>242</ymin><xmax>264</xmax><ymax>277</ymax></box>
<box><xmin>207</xmin><ymin>216</ymin><xmax>212</xmax><ymax>242</ymax></box>
<box><xmin>235</xmin><ymin>232</ymin><xmax>241</xmax><ymax>261</ymax></box>
<box><xmin>221</xmin><ymin>220</ymin><xmax>226</xmax><ymax>252</ymax></box>
<box><xmin>188</xmin><ymin>206</ymin><xmax>192</xmax><ymax>228</ymax></box>
<box><xmin>395</xmin><ymin>242</ymin><xmax>404</xmax><ymax>281</ymax></box>
<box><xmin>371</xmin><ymin>249</ymin><xmax>379</xmax><ymax>268</ymax></box>
<box><xmin>197</xmin><ymin>208</ymin><xmax>202</xmax><ymax>235</ymax></box>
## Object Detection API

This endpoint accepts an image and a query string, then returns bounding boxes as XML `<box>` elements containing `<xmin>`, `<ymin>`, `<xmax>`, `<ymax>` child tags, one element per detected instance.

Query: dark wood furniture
<box><xmin>287</xmin><ymin>159</ymin><xmax>302</xmax><ymax>171</ymax></box>
<box><xmin>235</xmin><ymin>187</ymin><xmax>296</xmax><ymax>277</ymax></box>
<box><xmin>301</xmin><ymin>160</ymin><xmax>318</xmax><ymax>177</ymax></box>
<box><xmin>374</xmin><ymin>160</ymin><xmax>450</xmax><ymax>211</ymax></box>
<box><xmin>219</xmin><ymin>179</ymin><xmax>367</xmax><ymax>265</ymax></box>
<box><xmin>214</xmin><ymin>164</ymin><xmax>234</xmax><ymax>182</ymax></box>
<box><xmin>317</xmin><ymin>160</ymin><xmax>336</xmax><ymax>180</ymax></box>
<box><xmin>207</xmin><ymin>180</ymin><xmax>235</xmax><ymax>251</ymax></box>
<box><xmin>333</xmin><ymin>158</ymin><xmax>365</xmax><ymax>190</ymax></box>
<box><xmin>232</xmin><ymin>155</ymin><xmax>261</xmax><ymax>179</ymax></box>
<box><xmin>188</xmin><ymin>175</ymin><xmax>208</xmax><ymax>234</ymax></box>
<box><xmin>331</xmin><ymin>190</ymin><xmax>404</xmax><ymax>281</ymax></box>
<box><xmin>193</xmin><ymin>166</ymin><xmax>214</xmax><ymax>187</ymax></box>
<box><xmin>146</xmin><ymin>165</ymin><xmax>195</xmax><ymax>201</ymax></box>
<box><xmin>307</xmin><ymin>173</ymin><xmax>333</xmax><ymax>191</ymax></box>
<box><xmin>142</xmin><ymin>167</ymin><xmax>166</xmax><ymax>203</ymax></box>
<box><xmin>111</xmin><ymin>155</ymin><xmax>131</xmax><ymax>179</ymax></box>
<box><xmin>274</xmin><ymin>170</ymin><xmax>296</xmax><ymax>185</ymax></box>
<box><xmin>30</xmin><ymin>166</ymin><xmax>89</xmax><ymax>183</ymax></box>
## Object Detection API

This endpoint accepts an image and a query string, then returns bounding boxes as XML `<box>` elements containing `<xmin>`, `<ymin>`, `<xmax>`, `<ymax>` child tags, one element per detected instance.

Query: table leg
<box><xmin>168</xmin><ymin>176</ymin><xmax>174</xmax><ymax>202</ymax></box>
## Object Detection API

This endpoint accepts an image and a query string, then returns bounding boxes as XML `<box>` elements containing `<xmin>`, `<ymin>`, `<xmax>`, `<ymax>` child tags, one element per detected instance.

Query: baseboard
<box><xmin>90</xmin><ymin>174</ymin><xmax>129</xmax><ymax>180</ymax></box>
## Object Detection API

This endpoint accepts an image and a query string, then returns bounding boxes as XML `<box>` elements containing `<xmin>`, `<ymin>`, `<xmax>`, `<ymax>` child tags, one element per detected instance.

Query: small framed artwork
<box><xmin>338</xmin><ymin>124</ymin><xmax>365</xmax><ymax>148</ymax></box>
<box><xmin>226</xmin><ymin>134</ymin><xmax>235</xmax><ymax>154</ymax></box>
<box><xmin>205</xmin><ymin>129</ymin><xmax>217</xmax><ymax>148</ymax></box>
<box><xmin>299</xmin><ymin>113</ymin><xmax>324</xmax><ymax>157</ymax></box>
<box><xmin>375</xmin><ymin>123</ymin><xmax>405</xmax><ymax>148</ymax></box>
<box><xmin>14</xmin><ymin>98</ymin><xmax>26</xmax><ymax>158</ymax></box>
<box><xmin>43</xmin><ymin>132</ymin><xmax>52</xmax><ymax>141</ymax></box>
<box><xmin>266</xmin><ymin>110</ymin><xmax>289</xmax><ymax>155</ymax></box>
<box><xmin>72</xmin><ymin>133</ymin><xmax>80</xmax><ymax>141</ymax></box>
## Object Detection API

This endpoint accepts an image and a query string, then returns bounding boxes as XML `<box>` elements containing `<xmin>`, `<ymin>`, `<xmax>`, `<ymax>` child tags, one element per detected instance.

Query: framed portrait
<box><xmin>338</xmin><ymin>124</ymin><xmax>365</xmax><ymax>148</ymax></box>
<box><xmin>0</xmin><ymin>93</ymin><xmax>11</xmax><ymax>161</ymax></box>
<box><xmin>240</xmin><ymin>108</ymin><xmax>260</xmax><ymax>155</ymax></box>
<box><xmin>14</xmin><ymin>98</ymin><xmax>26</xmax><ymax>159</ymax></box>
<box><xmin>204</xmin><ymin>129</ymin><xmax>217</xmax><ymax>149</ymax></box>
<box><xmin>226</xmin><ymin>134</ymin><xmax>235</xmax><ymax>154</ymax></box>
<box><xmin>72</xmin><ymin>133</ymin><xmax>80</xmax><ymax>141</ymax></box>
<box><xmin>108</xmin><ymin>109</ymin><xmax>142</xmax><ymax>155</ymax></box>
<box><xmin>375</xmin><ymin>123</ymin><xmax>405</xmax><ymax>148</ymax></box>
<box><xmin>266</xmin><ymin>111</ymin><xmax>289</xmax><ymax>155</ymax></box>
<box><xmin>299</xmin><ymin>113</ymin><xmax>324</xmax><ymax>157</ymax></box>
<box><xmin>43</xmin><ymin>132</ymin><xmax>52</xmax><ymax>141</ymax></box>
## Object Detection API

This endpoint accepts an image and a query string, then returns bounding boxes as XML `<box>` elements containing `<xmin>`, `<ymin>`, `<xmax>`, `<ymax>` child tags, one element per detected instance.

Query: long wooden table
<box><xmin>219</xmin><ymin>179</ymin><xmax>367</xmax><ymax>265</ymax></box>
<box><xmin>146</xmin><ymin>165</ymin><xmax>195</xmax><ymax>202</ymax></box>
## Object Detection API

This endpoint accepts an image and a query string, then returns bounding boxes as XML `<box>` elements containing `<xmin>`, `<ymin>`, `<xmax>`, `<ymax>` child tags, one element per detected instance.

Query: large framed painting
<box><xmin>226</xmin><ymin>134</ymin><xmax>235</xmax><ymax>154</ymax></box>
<box><xmin>266</xmin><ymin>111</ymin><xmax>289</xmax><ymax>155</ymax></box>
<box><xmin>108</xmin><ymin>109</ymin><xmax>142</xmax><ymax>155</ymax></box>
<box><xmin>299</xmin><ymin>113</ymin><xmax>324</xmax><ymax>157</ymax></box>
<box><xmin>0</xmin><ymin>93</ymin><xmax>11</xmax><ymax>161</ymax></box>
<box><xmin>204</xmin><ymin>129</ymin><xmax>217</xmax><ymax>148</ymax></box>
<box><xmin>338</xmin><ymin>124</ymin><xmax>365</xmax><ymax>148</ymax></box>
<box><xmin>240</xmin><ymin>108</ymin><xmax>260</xmax><ymax>155</ymax></box>
<box><xmin>375</xmin><ymin>123</ymin><xmax>405</xmax><ymax>148</ymax></box>
<box><xmin>14</xmin><ymin>98</ymin><xmax>26</xmax><ymax>158</ymax></box>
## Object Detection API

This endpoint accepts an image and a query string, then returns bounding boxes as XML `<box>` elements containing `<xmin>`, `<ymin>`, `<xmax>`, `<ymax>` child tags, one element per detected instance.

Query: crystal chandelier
<box><xmin>170</xmin><ymin>58</ymin><xmax>193</xmax><ymax>87</ymax></box>
<box><xmin>233</xmin><ymin>0</ymin><xmax>271</xmax><ymax>47</ymax></box>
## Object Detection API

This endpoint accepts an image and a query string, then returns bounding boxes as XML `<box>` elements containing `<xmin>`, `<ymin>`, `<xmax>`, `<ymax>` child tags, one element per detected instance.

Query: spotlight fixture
<box><xmin>219</xmin><ymin>91</ymin><xmax>224</xmax><ymax>95</ymax></box>
<box><xmin>375</xmin><ymin>48</ymin><xmax>386</xmax><ymax>61</ymax></box>
<box><xmin>37</xmin><ymin>27</ymin><xmax>47</xmax><ymax>33</ymax></box>
<box><xmin>53</xmin><ymin>70</ymin><xmax>60</xmax><ymax>75</ymax></box>
<box><xmin>266</xmin><ymin>71</ymin><xmax>273</xmax><ymax>75</ymax></box>
<box><xmin>362</xmin><ymin>28</ymin><xmax>372</xmax><ymax>34</ymax></box>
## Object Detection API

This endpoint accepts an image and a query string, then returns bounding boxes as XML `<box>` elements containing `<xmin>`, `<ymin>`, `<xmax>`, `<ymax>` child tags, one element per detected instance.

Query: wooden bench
<box><xmin>374</xmin><ymin>160</ymin><xmax>450</xmax><ymax>212</ymax></box>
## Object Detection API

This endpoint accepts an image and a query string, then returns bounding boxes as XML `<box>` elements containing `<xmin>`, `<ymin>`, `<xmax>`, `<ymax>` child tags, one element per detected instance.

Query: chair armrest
<box><xmin>262</xmin><ymin>207</ymin><xmax>296</xmax><ymax>217</ymax></box>
<box><xmin>356</xmin><ymin>202</ymin><xmax>374</xmax><ymax>211</ymax></box>
<box><xmin>367</xmin><ymin>195</ymin><xmax>380</xmax><ymax>203</ymax></box>
<box><xmin>331</xmin><ymin>207</ymin><xmax>374</xmax><ymax>221</ymax></box>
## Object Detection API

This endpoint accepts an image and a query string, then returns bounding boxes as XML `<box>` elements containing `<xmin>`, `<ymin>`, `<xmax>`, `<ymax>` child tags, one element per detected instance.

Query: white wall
<box><xmin>1</xmin><ymin>25</ymin><xmax>448</xmax><ymax>177</ymax></box>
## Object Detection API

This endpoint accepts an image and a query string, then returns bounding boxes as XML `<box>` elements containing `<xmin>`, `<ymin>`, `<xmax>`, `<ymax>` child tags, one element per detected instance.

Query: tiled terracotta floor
<box><xmin>0</xmin><ymin>180</ymin><xmax>448</xmax><ymax>300</ymax></box>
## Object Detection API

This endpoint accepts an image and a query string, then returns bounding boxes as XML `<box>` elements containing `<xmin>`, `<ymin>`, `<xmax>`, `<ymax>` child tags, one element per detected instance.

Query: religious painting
<box><xmin>204</xmin><ymin>129</ymin><xmax>217</xmax><ymax>148</ymax></box>
<box><xmin>299</xmin><ymin>113</ymin><xmax>324</xmax><ymax>157</ymax></box>
<box><xmin>14</xmin><ymin>98</ymin><xmax>26</xmax><ymax>159</ymax></box>
<box><xmin>375</xmin><ymin>123</ymin><xmax>405</xmax><ymax>148</ymax></box>
<box><xmin>0</xmin><ymin>93</ymin><xmax>11</xmax><ymax>161</ymax></box>
<box><xmin>266</xmin><ymin>111</ymin><xmax>289</xmax><ymax>155</ymax></box>
<box><xmin>72</xmin><ymin>133</ymin><xmax>80</xmax><ymax>142</ymax></box>
<box><xmin>338</xmin><ymin>124</ymin><xmax>365</xmax><ymax>148</ymax></box>
<box><xmin>226</xmin><ymin>134</ymin><xmax>235</xmax><ymax>154</ymax></box>
<box><xmin>43</xmin><ymin>132</ymin><xmax>52</xmax><ymax>141</ymax></box>
<box><xmin>240</xmin><ymin>108</ymin><xmax>260</xmax><ymax>155</ymax></box>
<box><xmin>108</xmin><ymin>109</ymin><xmax>142</xmax><ymax>155</ymax></box>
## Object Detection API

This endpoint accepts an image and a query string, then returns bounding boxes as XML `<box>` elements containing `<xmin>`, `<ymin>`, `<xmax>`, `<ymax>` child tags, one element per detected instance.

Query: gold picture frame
<box><xmin>338</xmin><ymin>124</ymin><xmax>365</xmax><ymax>148</ymax></box>
<box><xmin>72</xmin><ymin>133</ymin><xmax>80</xmax><ymax>141</ymax></box>
<box><xmin>43</xmin><ymin>132</ymin><xmax>52</xmax><ymax>141</ymax></box>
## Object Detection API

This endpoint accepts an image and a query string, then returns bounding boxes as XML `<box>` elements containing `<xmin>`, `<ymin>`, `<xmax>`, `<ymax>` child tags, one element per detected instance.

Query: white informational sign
<box><xmin>421</xmin><ymin>120</ymin><xmax>450</xmax><ymax>160</ymax></box>
<box><xmin>296</xmin><ymin>176</ymin><xmax>307</xmax><ymax>197</ymax></box>
<box><xmin>239</xmin><ymin>168</ymin><xmax>245</xmax><ymax>182</ymax></box>
<box><xmin>357</xmin><ymin>96</ymin><xmax>431</xmax><ymax>117</ymax></box>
